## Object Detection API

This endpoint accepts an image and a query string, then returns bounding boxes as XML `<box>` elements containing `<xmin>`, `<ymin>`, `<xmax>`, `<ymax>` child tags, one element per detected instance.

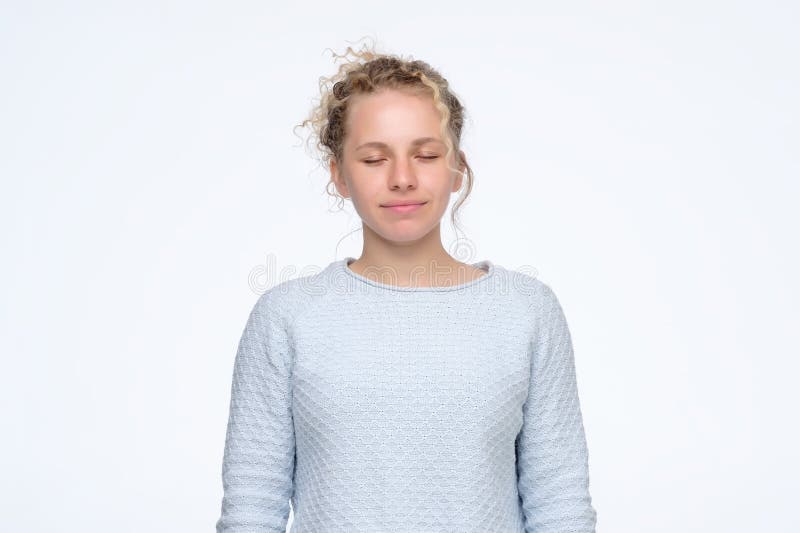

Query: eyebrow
<box><xmin>354</xmin><ymin>137</ymin><xmax>444</xmax><ymax>151</ymax></box>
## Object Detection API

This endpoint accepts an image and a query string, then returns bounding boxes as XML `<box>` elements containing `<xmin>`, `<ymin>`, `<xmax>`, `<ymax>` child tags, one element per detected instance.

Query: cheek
<box><xmin>346</xmin><ymin>180</ymin><xmax>380</xmax><ymax>211</ymax></box>
<box><xmin>430</xmin><ymin>178</ymin><xmax>457</xmax><ymax>200</ymax></box>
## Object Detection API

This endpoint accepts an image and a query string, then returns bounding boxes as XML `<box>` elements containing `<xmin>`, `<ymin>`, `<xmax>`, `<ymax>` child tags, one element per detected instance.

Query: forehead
<box><xmin>345</xmin><ymin>89</ymin><xmax>442</xmax><ymax>144</ymax></box>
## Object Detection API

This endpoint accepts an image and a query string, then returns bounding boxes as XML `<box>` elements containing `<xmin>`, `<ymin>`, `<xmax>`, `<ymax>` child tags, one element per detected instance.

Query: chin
<box><xmin>368</xmin><ymin>221</ymin><xmax>436</xmax><ymax>243</ymax></box>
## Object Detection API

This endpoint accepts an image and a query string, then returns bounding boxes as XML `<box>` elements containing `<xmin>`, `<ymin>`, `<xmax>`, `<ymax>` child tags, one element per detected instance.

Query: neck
<box><xmin>348</xmin><ymin>222</ymin><xmax>480</xmax><ymax>287</ymax></box>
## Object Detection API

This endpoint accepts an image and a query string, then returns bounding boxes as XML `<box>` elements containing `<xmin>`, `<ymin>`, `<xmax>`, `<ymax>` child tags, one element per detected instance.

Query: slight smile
<box><xmin>381</xmin><ymin>201</ymin><xmax>428</xmax><ymax>214</ymax></box>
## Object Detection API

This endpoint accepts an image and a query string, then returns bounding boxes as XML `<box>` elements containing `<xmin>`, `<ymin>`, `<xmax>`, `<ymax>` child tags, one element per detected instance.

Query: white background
<box><xmin>1</xmin><ymin>1</ymin><xmax>798</xmax><ymax>531</ymax></box>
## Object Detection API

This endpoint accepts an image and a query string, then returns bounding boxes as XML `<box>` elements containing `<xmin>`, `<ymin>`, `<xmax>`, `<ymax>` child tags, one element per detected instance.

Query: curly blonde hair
<box><xmin>293</xmin><ymin>38</ymin><xmax>474</xmax><ymax>236</ymax></box>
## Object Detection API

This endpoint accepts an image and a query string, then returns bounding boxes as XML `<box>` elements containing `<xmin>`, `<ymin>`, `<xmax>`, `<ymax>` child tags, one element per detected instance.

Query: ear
<box><xmin>452</xmin><ymin>149</ymin><xmax>467</xmax><ymax>192</ymax></box>
<box><xmin>330</xmin><ymin>158</ymin><xmax>350</xmax><ymax>198</ymax></box>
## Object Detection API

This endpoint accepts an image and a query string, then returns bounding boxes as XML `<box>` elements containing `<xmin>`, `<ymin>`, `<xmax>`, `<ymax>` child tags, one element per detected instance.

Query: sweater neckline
<box><xmin>339</xmin><ymin>256</ymin><xmax>495</xmax><ymax>293</ymax></box>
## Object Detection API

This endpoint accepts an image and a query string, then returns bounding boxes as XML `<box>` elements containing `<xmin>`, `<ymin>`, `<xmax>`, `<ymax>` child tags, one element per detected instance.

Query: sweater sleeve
<box><xmin>215</xmin><ymin>291</ymin><xmax>296</xmax><ymax>533</ymax></box>
<box><xmin>515</xmin><ymin>283</ymin><xmax>597</xmax><ymax>533</ymax></box>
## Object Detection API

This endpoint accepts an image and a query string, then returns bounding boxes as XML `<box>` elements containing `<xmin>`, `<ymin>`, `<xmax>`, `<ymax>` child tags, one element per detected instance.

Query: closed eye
<box><xmin>363</xmin><ymin>155</ymin><xmax>439</xmax><ymax>165</ymax></box>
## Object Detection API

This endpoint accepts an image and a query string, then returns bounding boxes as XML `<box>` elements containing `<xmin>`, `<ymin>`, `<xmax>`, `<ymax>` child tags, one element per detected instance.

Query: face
<box><xmin>330</xmin><ymin>89</ymin><xmax>465</xmax><ymax>243</ymax></box>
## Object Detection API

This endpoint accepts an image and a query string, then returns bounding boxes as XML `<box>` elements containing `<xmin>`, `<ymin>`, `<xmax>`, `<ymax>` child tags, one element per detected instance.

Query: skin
<box><xmin>329</xmin><ymin>88</ymin><xmax>487</xmax><ymax>288</ymax></box>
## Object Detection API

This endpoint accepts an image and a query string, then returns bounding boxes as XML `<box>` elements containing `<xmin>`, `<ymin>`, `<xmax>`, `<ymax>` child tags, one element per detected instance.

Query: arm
<box><xmin>215</xmin><ymin>290</ymin><xmax>296</xmax><ymax>533</ymax></box>
<box><xmin>516</xmin><ymin>283</ymin><xmax>597</xmax><ymax>532</ymax></box>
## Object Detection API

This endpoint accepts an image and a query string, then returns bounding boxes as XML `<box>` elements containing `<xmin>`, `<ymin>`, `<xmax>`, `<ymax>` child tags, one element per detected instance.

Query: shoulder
<box><xmin>250</xmin><ymin>267</ymin><xmax>331</xmax><ymax>328</ymax></box>
<box><xmin>493</xmin><ymin>265</ymin><xmax>557</xmax><ymax>307</ymax></box>
<box><xmin>493</xmin><ymin>265</ymin><xmax>566</xmax><ymax>330</ymax></box>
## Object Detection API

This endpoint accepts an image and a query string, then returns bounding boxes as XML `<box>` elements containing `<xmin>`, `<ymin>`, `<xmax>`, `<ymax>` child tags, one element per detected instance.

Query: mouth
<box><xmin>381</xmin><ymin>201</ymin><xmax>427</xmax><ymax>214</ymax></box>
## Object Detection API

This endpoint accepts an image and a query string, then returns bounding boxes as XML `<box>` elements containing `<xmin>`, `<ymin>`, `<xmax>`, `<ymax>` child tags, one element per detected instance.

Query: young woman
<box><xmin>215</xmin><ymin>43</ymin><xmax>598</xmax><ymax>532</ymax></box>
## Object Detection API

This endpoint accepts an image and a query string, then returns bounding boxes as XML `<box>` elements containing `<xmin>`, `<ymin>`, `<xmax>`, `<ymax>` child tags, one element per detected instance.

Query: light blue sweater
<box><xmin>216</xmin><ymin>257</ymin><xmax>597</xmax><ymax>532</ymax></box>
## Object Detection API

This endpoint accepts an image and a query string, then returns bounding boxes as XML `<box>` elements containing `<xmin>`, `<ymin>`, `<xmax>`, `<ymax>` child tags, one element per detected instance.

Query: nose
<box><xmin>388</xmin><ymin>157</ymin><xmax>418</xmax><ymax>191</ymax></box>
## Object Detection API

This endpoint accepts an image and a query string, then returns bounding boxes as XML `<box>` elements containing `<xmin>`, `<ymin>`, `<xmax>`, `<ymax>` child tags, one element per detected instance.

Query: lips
<box><xmin>381</xmin><ymin>201</ymin><xmax>427</xmax><ymax>207</ymax></box>
<box><xmin>382</xmin><ymin>201</ymin><xmax>427</xmax><ymax>214</ymax></box>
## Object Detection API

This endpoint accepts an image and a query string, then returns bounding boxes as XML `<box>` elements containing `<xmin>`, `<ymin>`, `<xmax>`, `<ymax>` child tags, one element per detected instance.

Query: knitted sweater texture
<box><xmin>215</xmin><ymin>257</ymin><xmax>597</xmax><ymax>532</ymax></box>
